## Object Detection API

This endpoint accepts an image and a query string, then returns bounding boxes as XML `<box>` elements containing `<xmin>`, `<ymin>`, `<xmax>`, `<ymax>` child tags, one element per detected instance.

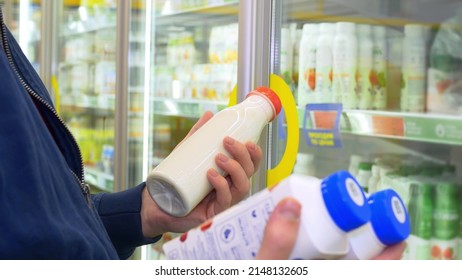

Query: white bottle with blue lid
<box><xmin>271</xmin><ymin>170</ymin><xmax>371</xmax><ymax>259</ymax></box>
<box><xmin>342</xmin><ymin>188</ymin><xmax>411</xmax><ymax>260</ymax></box>
<box><xmin>162</xmin><ymin>170</ymin><xmax>371</xmax><ymax>260</ymax></box>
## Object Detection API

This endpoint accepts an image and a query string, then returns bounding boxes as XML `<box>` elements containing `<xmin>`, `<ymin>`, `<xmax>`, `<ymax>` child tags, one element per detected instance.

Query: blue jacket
<box><xmin>0</xmin><ymin>10</ymin><xmax>160</xmax><ymax>259</ymax></box>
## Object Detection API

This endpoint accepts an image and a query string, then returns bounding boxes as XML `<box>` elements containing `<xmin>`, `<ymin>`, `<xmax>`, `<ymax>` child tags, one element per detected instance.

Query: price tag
<box><xmin>303</xmin><ymin>103</ymin><xmax>343</xmax><ymax>148</ymax></box>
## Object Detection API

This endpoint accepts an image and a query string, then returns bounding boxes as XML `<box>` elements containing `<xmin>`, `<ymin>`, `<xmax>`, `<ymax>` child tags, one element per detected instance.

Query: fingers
<box><xmin>372</xmin><ymin>242</ymin><xmax>406</xmax><ymax>260</ymax></box>
<box><xmin>245</xmin><ymin>141</ymin><xmax>263</xmax><ymax>174</ymax></box>
<box><xmin>222</xmin><ymin>136</ymin><xmax>255</xmax><ymax>177</ymax></box>
<box><xmin>256</xmin><ymin>198</ymin><xmax>301</xmax><ymax>260</ymax></box>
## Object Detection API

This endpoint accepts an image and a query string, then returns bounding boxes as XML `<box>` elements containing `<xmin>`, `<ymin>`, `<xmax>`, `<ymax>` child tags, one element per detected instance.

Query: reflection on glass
<box><xmin>285</xmin><ymin>0</ymin><xmax>462</xmax><ymax>261</ymax></box>
<box><xmin>57</xmin><ymin>0</ymin><xmax>117</xmax><ymax>193</ymax></box>
<box><xmin>7</xmin><ymin>0</ymin><xmax>41</xmax><ymax>72</ymax></box>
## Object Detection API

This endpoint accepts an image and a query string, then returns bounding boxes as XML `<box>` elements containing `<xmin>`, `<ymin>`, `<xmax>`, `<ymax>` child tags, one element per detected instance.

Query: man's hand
<box><xmin>140</xmin><ymin>111</ymin><xmax>263</xmax><ymax>237</ymax></box>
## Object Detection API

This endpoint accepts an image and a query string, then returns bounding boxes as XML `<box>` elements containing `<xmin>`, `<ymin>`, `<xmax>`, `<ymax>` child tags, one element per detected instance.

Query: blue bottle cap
<box><xmin>321</xmin><ymin>170</ymin><xmax>371</xmax><ymax>232</ymax></box>
<box><xmin>368</xmin><ymin>189</ymin><xmax>411</xmax><ymax>246</ymax></box>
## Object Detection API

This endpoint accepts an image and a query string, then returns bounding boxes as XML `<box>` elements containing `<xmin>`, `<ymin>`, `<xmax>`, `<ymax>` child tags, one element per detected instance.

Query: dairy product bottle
<box><xmin>342</xmin><ymin>189</ymin><xmax>410</xmax><ymax>260</ymax></box>
<box><xmin>356</xmin><ymin>162</ymin><xmax>373</xmax><ymax>193</ymax></box>
<box><xmin>401</xmin><ymin>24</ymin><xmax>427</xmax><ymax>112</ymax></box>
<box><xmin>357</xmin><ymin>24</ymin><xmax>374</xmax><ymax>110</ymax></box>
<box><xmin>298</xmin><ymin>23</ymin><xmax>319</xmax><ymax>106</ymax></box>
<box><xmin>367</xmin><ymin>164</ymin><xmax>381</xmax><ymax>194</ymax></box>
<box><xmin>406</xmin><ymin>181</ymin><xmax>433</xmax><ymax>260</ymax></box>
<box><xmin>371</xmin><ymin>26</ymin><xmax>388</xmax><ymax>110</ymax></box>
<box><xmin>162</xmin><ymin>171</ymin><xmax>371</xmax><ymax>260</ymax></box>
<box><xmin>315</xmin><ymin>23</ymin><xmax>336</xmax><ymax>103</ymax></box>
<box><xmin>146</xmin><ymin>87</ymin><xmax>282</xmax><ymax>217</ymax></box>
<box><xmin>293</xmin><ymin>153</ymin><xmax>316</xmax><ymax>176</ymax></box>
<box><xmin>332</xmin><ymin>22</ymin><xmax>357</xmax><ymax>108</ymax></box>
<box><xmin>281</xmin><ymin>27</ymin><xmax>294</xmax><ymax>85</ymax></box>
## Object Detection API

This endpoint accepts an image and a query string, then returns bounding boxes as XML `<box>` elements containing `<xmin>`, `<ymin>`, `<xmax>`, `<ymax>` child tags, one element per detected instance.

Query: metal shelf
<box><xmin>151</xmin><ymin>96</ymin><xmax>228</xmax><ymax>118</ymax></box>
<box><xmin>299</xmin><ymin>107</ymin><xmax>462</xmax><ymax>146</ymax></box>
<box><xmin>154</xmin><ymin>1</ymin><xmax>238</xmax><ymax>28</ymax></box>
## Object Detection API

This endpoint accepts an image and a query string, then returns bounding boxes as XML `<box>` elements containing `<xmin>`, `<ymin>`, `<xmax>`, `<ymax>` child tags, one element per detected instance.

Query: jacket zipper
<box><xmin>0</xmin><ymin>10</ymin><xmax>92</xmax><ymax>205</ymax></box>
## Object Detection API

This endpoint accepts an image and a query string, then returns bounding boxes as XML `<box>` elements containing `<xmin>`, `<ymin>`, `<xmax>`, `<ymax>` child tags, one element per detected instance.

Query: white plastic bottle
<box><xmin>293</xmin><ymin>153</ymin><xmax>316</xmax><ymax>176</ymax></box>
<box><xmin>315</xmin><ymin>23</ymin><xmax>336</xmax><ymax>103</ymax></box>
<box><xmin>146</xmin><ymin>87</ymin><xmax>282</xmax><ymax>217</ymax></box>
<box><xmin>372</xmin><ymin>26</ymin><xmax>388</xmax><ymax>110</ymax></box>
<box><xmin>401</xmin><ymin>24</ymin><xmax>427</xmax><ymax>112</ymax></box>
<box><xmin>367</xmin><ymin>164</ymin><xmax>381</xmax><ymax>194</ymax></box>
<box><xmin>298</xmin><ymin>23</ymin><xmax>319</xmax><ymax>106</ymax></box>
<box><xmin>357</xmin><ymin>24</ymin><xmax>374</xmax><ymax>110</ymax></box>
<box><xmin>342</xmin><ymin>188</ymin><xmax>410</xmax><ymax>260</ymax></box>
<box><xmin>162</xmin><ymin>171</ymin><xmax>371</xmax><ymax>260</ymax></box>
<box><xmin>356</xmin><ymin>162</ymin><xmax>373</xmax><ymax>193</ymax></box>
<box><xmin>281</xmin><ymin>27</ymin><xmax>294</xmax><ymax>85</ymax></box>
<box><xmin>332</xmin><ymin>22</ymin><xmax>358</xmax><ymax>108</ymax></box>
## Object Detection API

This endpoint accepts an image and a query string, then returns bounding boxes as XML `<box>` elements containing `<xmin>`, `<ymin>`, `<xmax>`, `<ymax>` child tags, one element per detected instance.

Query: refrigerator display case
<box><xmin>54</xmin><ymin>0</ymin><xmax>149</xmax><ymax>193</ymax></box>
<box><xmin>144</xmin><ymin>0</ymin><xmax>240</xmax><ymax>259</ymax></box>
<box><xmin>1</xmin><ymin>0</ymin><xmax>42</xmax><ymax>75</ymax></box>
<box><xmin>273</xmin><ymin>0</ymin><xmax>462</xmax><ymax>260</ymax></box>
<box><xmin>7</xmin><ymin>0</ymin><xmax>462</xmax><ymax>261</ymax></box>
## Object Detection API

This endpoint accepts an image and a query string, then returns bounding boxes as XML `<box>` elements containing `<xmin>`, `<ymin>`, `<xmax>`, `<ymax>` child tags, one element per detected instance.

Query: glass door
<box><xmin>275</xmin><ymin>0</ymin><xmax>462</xmax><ymax>260</ymax></box>
<box><xmin>2</xmin><ymin>0</ymin><xmax>42</xmax><ymax>74</ymax></box>
<box><xmin>143</xmin><ymin>0</ymin><xmax>240</xmax><ymax>260</ymax></box>
<box><xmin>56</xmin><ymin>0</ymin><xmax>118</xmax><ymax>193</ymax></box>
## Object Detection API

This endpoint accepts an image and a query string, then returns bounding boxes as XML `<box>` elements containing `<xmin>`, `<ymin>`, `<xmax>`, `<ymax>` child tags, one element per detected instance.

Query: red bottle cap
<box><xmin>247</xmin><ymin>86</ymin><xmax>282</xmax><ymax>121</ymax></box>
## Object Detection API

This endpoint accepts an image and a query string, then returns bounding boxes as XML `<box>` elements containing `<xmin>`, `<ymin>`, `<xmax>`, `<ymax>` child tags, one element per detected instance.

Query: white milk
<box><xmin>343</xmin><ymin>189</ymin><xmax>410</xmax><ymax>260</ymax></box>
<box><xmin>298</xmin><ymin>23</ymin><xmax>319</xmax><ymax>106</ymax></box>
<box><xmin>332</xmin><ymin>22</ymin><xmax>357</xmax><ymax>108</ymax></box>
<box><xmin>357</xmin><ymin>24</ymin><xmax>374</xmax><ymax>110</ymax></box>
<box><xmin>315</xmin><ymin>23</ymin><xmax>336</xmax><ymax>103</ymax></box>
<box><xmin>401</xmin><ymin>24</ymin><xmax>427</xmax><ymax>112</ymax></box>
<box><xmin>372</xmin><ymin>26</ymin><xmax>388</xmax><ymax>110</ymax></box>
<box><xmin>162</xmin><ymin>171</ymin><xmax>371</xmax><ymax>260</ymax></box>
<box><xmin>146</xmin><ymin>87</ymin><xmax>282</xmax><ymax>217</ymax></box>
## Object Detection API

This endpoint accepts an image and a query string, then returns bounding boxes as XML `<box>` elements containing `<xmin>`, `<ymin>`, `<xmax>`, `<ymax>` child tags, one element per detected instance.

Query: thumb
<box><xmin>256</xmin><ymin>198</ymin><xmax>301</xmax><ymax>260</ymax></box>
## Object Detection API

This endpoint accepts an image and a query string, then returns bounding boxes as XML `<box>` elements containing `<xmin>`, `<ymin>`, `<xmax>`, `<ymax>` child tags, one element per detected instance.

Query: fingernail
<box><xmin>278</xmin><ymin>199</ymin><xmax>301</xmax><ymax>221</ymax></box>
<box><xmin>209</xmin><ymin>169</ymin><xmax>219</xmax><ymax>177</ymax></box>
<box><xmin>217</xmin><ymin>153</ymin><xmax>228</xmax><ymax>163</ymax></box>
<box><xmin>224</xmin><ymin>137</ymin><xmax>235</xmax><ymax>146</ymax></box>
<box><xmin>247</xmin><ymin>142</ymin><xmax>256</xmax><ymax>151</ymax></box>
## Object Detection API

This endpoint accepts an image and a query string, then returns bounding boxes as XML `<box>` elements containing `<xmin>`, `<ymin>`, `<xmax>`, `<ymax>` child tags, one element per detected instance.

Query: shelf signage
<box><xmin>303</xmin><ymin>103</ymin><xmax>343</xmax><ymax>148</ymax></box>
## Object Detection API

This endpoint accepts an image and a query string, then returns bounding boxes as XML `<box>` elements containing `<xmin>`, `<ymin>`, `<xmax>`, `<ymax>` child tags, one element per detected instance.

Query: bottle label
<box><xmin>333</xmin><ymin>39</ymin><xmax>357</xmax><ymax>108</ymax></box>
<box><xmin>163</xmin><ymin>190</ymin><xmax>275</xmax><ymax>260</ymax></box>
<box><xmin>298</xmin><ymin>43</ymin><xmax>317</xmax><ymax>105</ymax></box>
<box><xmin>371</xmin><ymin>45</ymin><xmax>387</xmax><ymax>109</ymax></box>
<box><xmin>346</xmin><ymin>177</ymin><xmax>365</xmax><ymax>206</ymax></box>
<box><xmin>406</xmin><ymin>235</ymin><xmax>431</xmax><ymax>260</ymax></box>
<box><xmin>431</xmin><ymin>239</ymin><xmax>458</xmax><ymax>260</ymax></box>
<box><xmin>458</xmin><ymin>238</ymin><xmax>462</xmax><ymax>260</ymax></box>
<box><xmin>401</xmin><ymin>40</ymin><xmax>426</xmax><ymax>112</ymax></box>
<box><xmin>315</xmin><ymin>46</ymin><xmax>333</xmax><ymax>103</ymax></box>
<box><xmin>391</xmin><ymin>196</ymin><xmax>406</xmax><ymax>223</ymax></box>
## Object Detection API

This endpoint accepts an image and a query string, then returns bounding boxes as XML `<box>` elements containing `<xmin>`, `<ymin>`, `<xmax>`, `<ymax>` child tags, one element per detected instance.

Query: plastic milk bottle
<box><xmin>315</xmin><ymin>23</ymin><xmax>336</xmax><ymax>103</ymax></box>
<box><xmin>146</xmin><ymin>87</ymin><xmax>282</xmax><ymax>217</ymax></box>
<box><xmin>401</xmin><ymin>24</ymin><xmax>427</xmax><ymax>112</ymax></box>
<box><xmin>357</xmin><ymin>24</ymin><xmax>374</xmax><ymax>110</ymax></box>
<box><xmin>371</xmin><ymin>26</ymin><xmax>388</xmax><ymax>110</ymax></box>
<box><xmin>162</xmin><ymin>171</ymin><xmax>371</xmax><ymax>260</ymax></box>
<box><xmin>332</xmin><ymin>22</ymin><xmax>357</xmax><ymax>108</ymax></box>
<box><xmin>342</xmin><ymin>189</ymin><xmax>411</xmax><ymax>260</ymax></box>
<box><xmin>298</xmin><ymin>23</ymin><xmax>319</xmax><ymax>106</ymax></box>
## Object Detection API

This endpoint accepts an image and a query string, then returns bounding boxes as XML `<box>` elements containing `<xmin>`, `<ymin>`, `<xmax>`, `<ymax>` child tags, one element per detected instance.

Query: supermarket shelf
<box><xmin>285</xmin><ymin>0</ymin><xmax>452</xmax><ymax>26</ymax></box>
<box><xmin>298</xmin><ymin>108</ymin><xmax>462</xmax><ymax>146</ymax></box>
<box><xmin>152</xmin><ymin>96</ymin><xmax>227</xmax><ymax>118</ymax></box>
<box><xmin>61</xmin><ymin>94</ymin><xmax>115</xmax><ymax>113</ymax></box>
<box><xmin>84</xmin><ymin>166</ymin><xmax>114</xmax><ymax>193</ymax></box>
<box><xmin>154</xmin><ymin>1</ymin><xmax>238</xmax><ymax>27</ymax></box>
